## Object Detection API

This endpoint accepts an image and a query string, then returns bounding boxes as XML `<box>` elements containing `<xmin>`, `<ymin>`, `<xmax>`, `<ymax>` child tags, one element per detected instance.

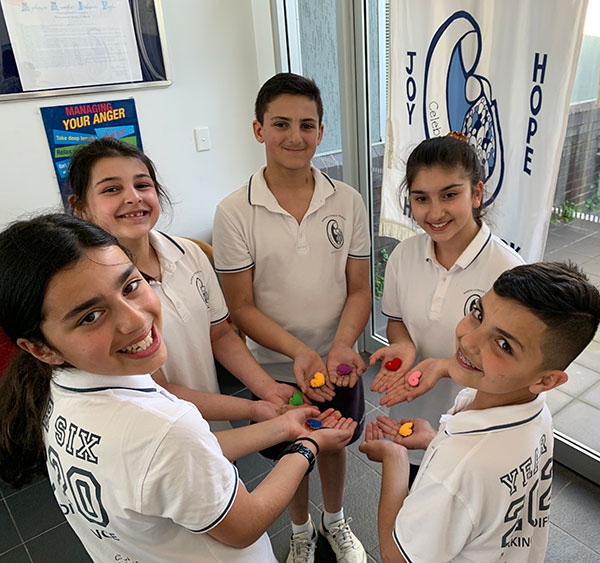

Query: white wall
<box><xmin>0</xmin><ymin>0</ymin><xmax>276</xmax><ymax>241</ymax></box>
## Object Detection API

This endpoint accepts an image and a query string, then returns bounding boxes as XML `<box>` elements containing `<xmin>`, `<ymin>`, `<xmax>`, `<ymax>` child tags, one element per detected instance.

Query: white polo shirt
<box><xmin>149</xmin><ymin>230</ymin><xmax>229</xmax><ymax>395</ymax></box>
<box><xmin>394</xmin><ymin>389</ymin><xmax>552</xmax><ymax>563</ymax></box>
<box><xmin>382</xmin><ymin>222</ymin><xmax>524</xmax><ymax>462</ymax></box>
<box><xmin>213</xmin><ymin>166</ymin><xmax>370</xmax><ymax>382</ymax></box>
<box><xmin>44</xmin><ymin>369</ymin><xmax>276</xmax><ymax>563</ymax></box>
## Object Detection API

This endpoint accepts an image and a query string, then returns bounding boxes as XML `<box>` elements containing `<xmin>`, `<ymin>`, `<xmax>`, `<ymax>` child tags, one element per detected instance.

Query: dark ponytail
<box><xmin>0</xmin><ymin>213</ymin><xmax>127</xmax><ymax>488</ymax></box>
<box><xmin>0</xmin><ymin>352</ymin><xmax>53</xmax><ymax>487</ymax></box>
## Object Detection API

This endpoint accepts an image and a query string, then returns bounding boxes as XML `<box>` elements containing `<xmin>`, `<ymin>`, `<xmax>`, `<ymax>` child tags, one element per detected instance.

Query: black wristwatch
<box><xmin>278</xmin><ymin>442</ymin><xmax>316</xmax><ymax>475</ymax></box>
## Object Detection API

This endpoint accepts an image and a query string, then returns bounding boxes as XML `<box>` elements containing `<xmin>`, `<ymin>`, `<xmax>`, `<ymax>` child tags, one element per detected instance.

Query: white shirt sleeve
<box><xmin>381</xmin><ymin>242</ymin><xmax>403</xmax><ymax>320</ymax></box>
<box><xmin>393</xmin><ymin>478</ymin><xmax>474</xmax><ymax>562</ymax></box>
<box><xmin>213</xmin><ymin>202</ymin><xmax>254</xmax><ymax>273</ymax></box>
<box><xmin>348</xmin><ymin>190</ymin><xmax>370</xmax><ymax>259</ymax></box>
<box><xmin>186</xmin><ymin>242</ymin><xmax>229</xmax><ymax>324</ymax></box>
<box><xmin>140</xmin><ymin>409</ymin><xmax>239</xmax><ymax>533</ymax></box>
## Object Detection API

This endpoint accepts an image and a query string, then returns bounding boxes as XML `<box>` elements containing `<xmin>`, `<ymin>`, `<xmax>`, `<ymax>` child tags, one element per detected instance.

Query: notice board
<box><xmin>0</xmin><ymin>0</ymin><xmax>169</xmax><ymax>100</ymax></box>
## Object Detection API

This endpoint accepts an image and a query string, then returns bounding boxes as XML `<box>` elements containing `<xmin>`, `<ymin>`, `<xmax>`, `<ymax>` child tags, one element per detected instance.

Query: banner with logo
<box><xmin>380</xmin><ymin>0</ymin><xmax>587</xmax><ymax>262</ymax></box>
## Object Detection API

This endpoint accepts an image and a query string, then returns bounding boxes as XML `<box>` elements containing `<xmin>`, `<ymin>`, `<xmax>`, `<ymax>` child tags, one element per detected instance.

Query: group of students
<box><xmin>0</xmin><ymin>72</ymin><xmax>598</xmax><ymax>563</ymax></box>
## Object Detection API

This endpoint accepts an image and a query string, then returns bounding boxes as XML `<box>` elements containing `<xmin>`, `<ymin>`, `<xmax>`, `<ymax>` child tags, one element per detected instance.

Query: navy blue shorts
<box><xmin>253</xmin><ymin>378</ymin><xmax>366</xmax><ymax>460</ymax></box>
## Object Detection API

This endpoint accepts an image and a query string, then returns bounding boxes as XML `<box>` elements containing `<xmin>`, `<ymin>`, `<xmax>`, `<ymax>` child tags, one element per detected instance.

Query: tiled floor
<box><xmin>1</xmin><ymin>362</ymin><xmax>600</xmax><ymax>562</ymax></box>
<box><xmin>543</xmin><ymin>219</ymin><xmax>600</xmax><ymax>461</ymax></box>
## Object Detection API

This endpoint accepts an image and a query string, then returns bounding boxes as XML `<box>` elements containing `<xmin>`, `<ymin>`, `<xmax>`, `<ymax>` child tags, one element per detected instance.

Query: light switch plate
<box><xmin>194</xmin><ymin>127</ymin><xmax>211</xmax><ymax>152</ymax></box>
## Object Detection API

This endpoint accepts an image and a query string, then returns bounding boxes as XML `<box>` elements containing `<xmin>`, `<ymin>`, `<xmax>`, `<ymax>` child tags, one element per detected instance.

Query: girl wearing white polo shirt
<box><xmin>370</xmin><ymin>134</ymin><xmax>524</xmax><ymax>477</ymax></box>
<box><xmin>0</xmin><ymin>214</ymin><xmax>356</xmax><ymax>563</ymax></box>
<box><xmin>67</xmin><ymin>137</ymin><xmax>298</xmax><ymax>426</ymax></box>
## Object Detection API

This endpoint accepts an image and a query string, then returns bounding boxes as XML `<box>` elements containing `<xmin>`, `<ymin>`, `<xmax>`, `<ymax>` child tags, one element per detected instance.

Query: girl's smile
<box><xmin>38</xmin><ymin>246</ymin><xmax>167</xmax><ymax>376</ymax></box>
<box><xmin>79</xmin><ymin>156</ymin><xmax>160</xmax><ymax>246</ymax></box>
<box><xmin>409</xmin><ymin>165</ymin><xmax>483</xmax><ymax>253</ymax></box>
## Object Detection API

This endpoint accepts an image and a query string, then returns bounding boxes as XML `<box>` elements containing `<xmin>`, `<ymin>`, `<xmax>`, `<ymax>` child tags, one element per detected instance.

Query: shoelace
<box><xmin>328</xmin><ymin>517</ymin><xmax>356</xmax><ymax>552</ymax></box>
<box><xmin>291</xmin><ymin>532</ymin><xmax>316</xmax><ymax>562</ymax></box>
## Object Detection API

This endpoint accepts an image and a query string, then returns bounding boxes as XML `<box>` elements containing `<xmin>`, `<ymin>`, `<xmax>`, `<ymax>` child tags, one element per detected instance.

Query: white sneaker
<box><xmin>286</xmin><ymin>523</ymin><xmax>317</xmax><ymax>563</ymax></box>
<box><xmin>319</xmin><ymin>517</ymin><xmax>367</xmax><ymax>563</ymax></box>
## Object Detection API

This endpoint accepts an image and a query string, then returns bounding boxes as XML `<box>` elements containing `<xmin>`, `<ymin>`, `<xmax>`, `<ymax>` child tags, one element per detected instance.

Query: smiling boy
<box><xmin>360</xmin><ymin>262</ymin><xmax>600</xmax><ymax>563</ymax></box>
<box><xmin>213</xmin><ymin>73</ymin><xmax>371</xmax><ymax>563</ymax></box>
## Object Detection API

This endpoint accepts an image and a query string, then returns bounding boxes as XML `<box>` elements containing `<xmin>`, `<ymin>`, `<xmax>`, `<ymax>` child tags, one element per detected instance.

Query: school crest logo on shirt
<box><xmin>191</xmin><ymin>271</ymin><xmax>209</xmax><ymax>305</ymax></box>
<box><xmin>464</xmin><ymin>293</ymin><xmax>482</xmax><ymax>316</ymax></box>
<box><xmin>326</xmin><ymin>219</ymin><xmax>344</xmax><ymax>249</ymax></box>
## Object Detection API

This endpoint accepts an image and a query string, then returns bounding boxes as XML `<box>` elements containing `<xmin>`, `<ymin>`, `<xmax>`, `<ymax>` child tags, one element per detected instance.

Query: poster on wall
<box><xmin>1</xmin><ymin>0</ymin><xmax>142</xmax><ymax>91</ymax></box>
<box><xmin>40</xmin><ymin>98</ymin><xmax>142</xmax><ymax>204</ymax></box>
<box><xmin>379</xmin><ymin>0</ymin><xmax>587</xmax><ymax>262</ymax></box>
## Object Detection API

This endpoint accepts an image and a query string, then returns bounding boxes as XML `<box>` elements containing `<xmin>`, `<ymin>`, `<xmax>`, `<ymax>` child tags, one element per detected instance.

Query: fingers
<box><xmin>369</xmin><ymin>347</ymin><xmax>386</xmax><ymax>365</ymax></box>
<box><xmin>304</xmin><ymin>384</ymin><xmax>335</xmax><ymax>403</ymax></box>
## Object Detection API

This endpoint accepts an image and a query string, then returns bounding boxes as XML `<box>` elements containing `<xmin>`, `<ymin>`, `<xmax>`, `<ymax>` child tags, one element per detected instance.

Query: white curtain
<box><xmin>380</xmin><ymin>0</ymin><xmax>587</xmax><ymax>262</ymax></box>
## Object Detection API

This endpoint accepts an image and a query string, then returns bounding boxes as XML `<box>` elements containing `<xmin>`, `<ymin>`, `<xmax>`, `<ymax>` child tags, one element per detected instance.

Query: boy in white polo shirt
<box><xmin>213</xmin><ymin>73</ymin><xmax>371</xmax><ymax>563</ymax></box>
<box><xmin>359</xmin><ymin>262</ymin><xmax>600</xmax><ymax>563</ymax></box>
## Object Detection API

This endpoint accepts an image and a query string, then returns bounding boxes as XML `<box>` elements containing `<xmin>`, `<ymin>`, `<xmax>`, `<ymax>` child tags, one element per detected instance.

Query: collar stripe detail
<box><xmin>157</xmin><ymin>231</ymin><xmax>186</xmax><ymax>255</ymax></box>
<box><xmin>189</xmin><ymin>464</ymin><xmax>239</xmax><ymax>533</ymax></box>
<box><xmin>322</xmin><ymin>172</ymin><xmax>337</xmax><ymax>192</ymax></box>
<box><xmin>55</xmin><ymin>384</ymin><xmax>158</xmax><ymax>394</ymax></box>
<box><xmin>247</xmin><ymin>174</ymin><xmax>253</xmax><ymax>205</ymax></box>
<box><xmin>215</xmin><ymin>263</ymin><xmax>255</xmax><ymax>273</ymax></box>
<box><xmin>451</xmin><ymin>407</ymin><xmax>544</xmax><ymax>435</ymax></box>
<box><xmin>464</xmin><ymin>230</ymin><xmax>492</xmax><ymax>269</ymax></box>
<box><xmin>348</xmin><ymin>252</ymin><xmax>370</xmax><ymax>259</ymax></box>
<box><xmin>210</xmin><ymin>312</ymin><xmax>230</xmax><ymax>325</ymax></box>
<box><xmin>393</xmin><ymin>529</ymin><xmax>414</xmax><ymax>562</ymax></box>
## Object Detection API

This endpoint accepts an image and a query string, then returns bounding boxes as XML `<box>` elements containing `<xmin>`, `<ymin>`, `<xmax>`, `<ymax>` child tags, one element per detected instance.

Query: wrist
<box><xmin>291</xmin><ymin>342</ymin><xmax>311</xmax><ymax>360</ymax></box>
<box><xmin>276</xmin><ymin>441</ymin><xmax>316</xmax><ymax>475</ymax></box>
<box><xmin>295</xmin><ymin>436</ymin><xmax>319</xmax><ymax>456</ymax></box>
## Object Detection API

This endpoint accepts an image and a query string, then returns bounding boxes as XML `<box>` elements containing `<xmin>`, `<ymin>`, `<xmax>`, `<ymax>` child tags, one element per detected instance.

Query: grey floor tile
<box><xmin>0</xmin><ymin>546</ymin><xmax>30</xmax><ymax>563</ymax></box>
<box><xmin>544</xmin><ymin>523</ymin><xmax>600</xmax><ymax>562</ymax></box>
<box><xmin>361</xmin><ymin>363</ymin><xmax>391</xmax><ymax>412</ymax></box>
<box><xmin>582</xmin><ymin>257</ymin><xmax>600</xmax><ymax>277</ymax></box>
<box><xmin>236</xmin><ymin>451</ymin><xmax>273</xmax><ymax>483</ymax></box>
<box><xmin>348</xmin><ymin>409</ymin><xmax>386</xmax><ymax>475</ymax></box>
<box><xmin>544</xmin><ymin>247</ymin><xmax>591</xmax><ymax>266</ymax></box>
<box><xmin>573</xmin><ymin>342</ymin><xmax>600</xmax><ymax>372</ymax></box>
<box><xmin>545</xmin><ymin>388</ymin><xmax>572</xmax><ymax>415</ymax></box>
<box><xmin>4</xmin><ymin>480</ymin><xmax>65</xmax><ymax>542</ymax></box>
<box><xmin>581</xmin><ymin>381</ymin><xmax>600</xmax><ymax>409</ymax></box>
<box><xmin>368</xmin><ymin>545</ymin><xmax>383</xmax><ymax>563</ymax></box>
<box><xmin>26</xmin><ymin>523</ymin><xmax>90</xmax><ymax>563</ymax></box>
<box><xmin>0</xmin><ymin>475</ymin><xmax>46</xmax><ymax>502</ymax></box>
<box><xmin>561</xmin><ymin>363</ymin><xmax>599</xmax><ymax>397</ymax></box>
<box><xmin>268</xmin><ymin>525</ymin><xmax>292</xmax><ymax>562</ymax></box>
<box><xmin>551</xmin><ymin>462</ymin><xmax>576</xmax><ymax>500</ymax></box>
<box><xmin>553</xmin><ymin>400</ymin><xmax>600</xmax><ymax>453</ymax></box>
<box><xmin>565</xmin><ymin>234</ymin><xmax>600</xmax><ymax>259</ymax></box>
<box><xmin>549</xmin><ymin>472</ymin><xmax>600</xmax><ymax>552</ymax></box>
<box><xmin>587</xmin><ymin>272</ymin><xmax>600</xmax><ymax>289</ymax></box>
<box><xmin>306</xmin><ymin>447</ymin><xmax>379</xmax><ymax>508</ymax></box>
<box><xmin>0</xmin><ymin>501</ymin><xmax>21</xmax><ymax>555</ymax></box>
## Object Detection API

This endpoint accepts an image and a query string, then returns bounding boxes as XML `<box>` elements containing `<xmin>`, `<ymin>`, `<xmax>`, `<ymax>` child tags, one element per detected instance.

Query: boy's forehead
<box><xmin>265</xmin><ymin>93</ymin><xmax>320</xmax><ymax>119</ymax></box>
<box><xmin>482</xmin><ymin>290</ymin><xmax>548</xmax><ymax>344</ymax></box>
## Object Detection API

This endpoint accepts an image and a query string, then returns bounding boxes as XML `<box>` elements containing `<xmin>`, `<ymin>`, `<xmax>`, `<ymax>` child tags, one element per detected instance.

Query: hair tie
<box><xmin>446</xmin><ymin>131</ymin><xmax>468</xmax><ymax>142</ymax></box>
